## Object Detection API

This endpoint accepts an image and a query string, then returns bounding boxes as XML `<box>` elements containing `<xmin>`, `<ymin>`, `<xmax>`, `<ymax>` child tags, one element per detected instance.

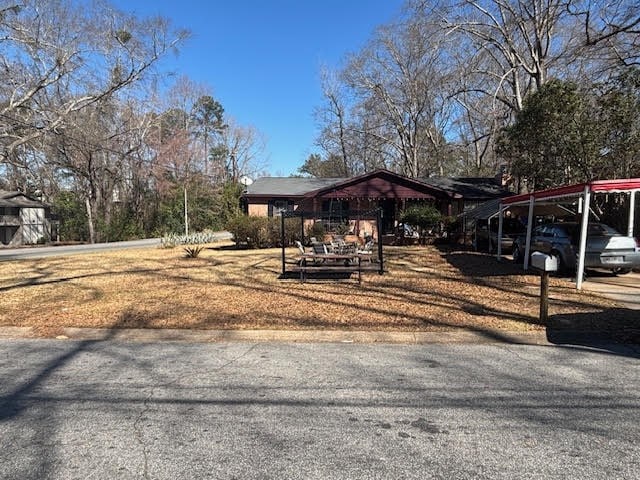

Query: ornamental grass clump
<box><xmin>161</xmin><ymin>230</ymin><xmax>220</xmax><ymax>248</ymax></box>
<box><xmin>183</xmin><ymin>245</ymin><xmax>204</xmax><ymax>258</ymax></box>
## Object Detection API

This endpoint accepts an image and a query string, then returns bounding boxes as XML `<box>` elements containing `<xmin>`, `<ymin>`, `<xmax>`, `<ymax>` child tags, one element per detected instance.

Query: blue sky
<box><xmin>112</xmin><ymin>0</ymin><xmax>405</xmax><ymax>176</ymax></box>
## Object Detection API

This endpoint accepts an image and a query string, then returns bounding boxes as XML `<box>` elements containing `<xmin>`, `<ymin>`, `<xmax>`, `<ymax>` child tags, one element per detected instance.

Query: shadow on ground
<box><xmin>279</xmin><ymin>271</ymin><xmax>354</xmax><ymax>281</ymax></box>
<box><xmin>547</xmin><ymin>309</ymin><xmax>640</xmax><ymax>351</ymax></box>
<box><xmin>435</xmin><ymin>245</ymin><xmax>640</xmax><ymax>352</ymax></box>
<box><xmin>435</xmin><ymin>245</ymin><xmax>528</xmax><ymax>278</ymax></box>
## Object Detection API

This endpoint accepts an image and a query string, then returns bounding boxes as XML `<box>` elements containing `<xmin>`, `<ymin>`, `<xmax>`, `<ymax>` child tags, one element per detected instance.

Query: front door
<box><xmin>379</xmin><ymin>199</ymin><xmax>396</xmax><ymax>234</ymax></box>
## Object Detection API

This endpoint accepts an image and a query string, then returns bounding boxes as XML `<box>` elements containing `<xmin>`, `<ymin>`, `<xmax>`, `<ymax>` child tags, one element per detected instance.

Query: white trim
<box><xmin>576</xmin><ymin>186</ymin><xmax>591</xmax><ymax>290</ymax></box>
<box><xmin>524</xmin><ymin>196</ymin><xmax>535</xmax><ymax>270</ymax></box>
<box><xmin>496</xmin><ymin>206</ymin><xmax>504</xmax><ymax>260</ymax></box>
<box><xmin>628</xmin><ymin>191</ymin><xmax>636</xmax><ymax>237</ymax></box>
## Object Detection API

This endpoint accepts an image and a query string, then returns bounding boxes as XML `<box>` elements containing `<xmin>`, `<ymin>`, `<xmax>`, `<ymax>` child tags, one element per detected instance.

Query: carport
<box><xmin>461</xmin><ymin>198</ymin><xmax>572</xmax><ymax>253</ymax></box>
<box><xmin>497</xmin><ymin>178</ymin><xmax>640</xmax><ymax>289</ymax></box>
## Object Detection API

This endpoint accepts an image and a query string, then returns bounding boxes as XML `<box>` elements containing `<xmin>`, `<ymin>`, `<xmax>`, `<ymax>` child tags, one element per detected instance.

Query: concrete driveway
<box><xmin>1</xmin><ymin>339</ymin><xmax>639</xmax><ymax>479</ymax></box>
<box><xmin>582</xmin><ymin>271</ymin><xmax>640</xmax><ymax>310</ymax></box>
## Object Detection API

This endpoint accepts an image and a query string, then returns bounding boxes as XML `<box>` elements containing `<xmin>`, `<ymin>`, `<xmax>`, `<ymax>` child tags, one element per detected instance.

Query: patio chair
<box><xmin>311</xmin><ymin>241</ymin><xmax>329</xmax><ymax>264</ymax></box>
<box><xmin>311</xmin><ymin>242</ymin><xmax>328</xmax><ymax>255</ymax></box>
<box><xmin>357</xmin><ymin>239</ymin><xmax>375</xmax><ymax>262</ymax></box>
<box><xmin>330</xmin><ymin>241</ymin><xmax>342</xmax><ymax>254</ymax></box>
<box><xmin>295</xmin><ymin>240</ymin><xmax>307</xmax><ymax>255</ymax></box>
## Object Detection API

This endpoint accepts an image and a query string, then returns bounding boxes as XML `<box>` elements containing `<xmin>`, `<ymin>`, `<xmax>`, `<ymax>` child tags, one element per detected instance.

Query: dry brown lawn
<box><xmin>0</xmin><ymin>242</ymin><xmax>628</xmax><ymax>337</ymax></box>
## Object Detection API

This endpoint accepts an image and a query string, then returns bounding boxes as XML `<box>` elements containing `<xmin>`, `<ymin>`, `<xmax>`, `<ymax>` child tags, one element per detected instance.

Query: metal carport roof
<box><xmin>498</xmin><ymin>178</ymin><xmax>640</xmax><ymax>289</ymax></box>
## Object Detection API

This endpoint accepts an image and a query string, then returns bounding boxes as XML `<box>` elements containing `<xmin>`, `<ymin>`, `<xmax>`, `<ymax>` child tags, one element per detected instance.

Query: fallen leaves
<box><xmin>0</xmin><ymin>243</ymin><xmax>622</xmax><ymax>336</ymax></box>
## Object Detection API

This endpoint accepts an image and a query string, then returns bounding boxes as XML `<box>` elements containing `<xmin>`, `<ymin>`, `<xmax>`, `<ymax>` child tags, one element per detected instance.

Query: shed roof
<box><xmin>0</xmin><ymin>190</ymin><xmax>47</xmax><ymax>208</ymax></box>
<box><xmin>463</xmin><ymin>198</ymin><xmax>574</xmax><ymax>221</ymax></box>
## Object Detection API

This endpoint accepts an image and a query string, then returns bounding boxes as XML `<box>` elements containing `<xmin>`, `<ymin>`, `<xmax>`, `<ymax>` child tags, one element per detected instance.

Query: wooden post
<box><xmin>281</xmin><ymin>213</ymin><xmax>286</xmax><ymax>276</ymax></box>
<box><xmin>377</xmin><ymin>208</ymin><xmax>384</xmax><ymax>275</ymax></box>
<box><xmin>540</xmin><ymin>271</ymin><xmax>550</xmax><ymax>324</ymax></box>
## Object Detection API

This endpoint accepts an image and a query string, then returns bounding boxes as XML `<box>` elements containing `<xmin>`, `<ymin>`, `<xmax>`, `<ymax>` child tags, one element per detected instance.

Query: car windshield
<box><xmin>564</xmin><ymin>223</ymin><xmax>620</xmax><ymax>242</ymax></box>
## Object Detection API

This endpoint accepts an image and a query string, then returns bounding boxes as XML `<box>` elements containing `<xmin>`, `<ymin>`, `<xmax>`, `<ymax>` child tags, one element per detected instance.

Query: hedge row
<box><xmin>225</xmin><ymin>215</ymin><xmax>302</xmax><ymax>249</ymax></box>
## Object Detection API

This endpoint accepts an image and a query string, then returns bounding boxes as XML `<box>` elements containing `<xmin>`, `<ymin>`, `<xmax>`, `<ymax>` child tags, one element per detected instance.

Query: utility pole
<box><xmin>184</xmin><ymin>185</ymin><xmax>189</xmax><ymax>236</ymax></box>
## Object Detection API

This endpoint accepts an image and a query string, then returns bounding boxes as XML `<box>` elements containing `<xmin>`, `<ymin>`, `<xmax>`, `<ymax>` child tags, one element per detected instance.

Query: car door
<box><xmin>531</xmin><ymin>226</ymin><xmax>551</xmax><ymax>254</ymax></box>
<box><xmin>550</xmin><ymin>225</ymin><xmax>575</xmax><ymax>268</ymax></box>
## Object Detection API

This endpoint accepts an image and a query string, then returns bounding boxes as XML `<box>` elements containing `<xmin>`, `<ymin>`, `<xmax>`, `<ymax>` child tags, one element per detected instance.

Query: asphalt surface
<box><xmin>1</xmin><ymin>338</ymin><xmax>639</xmax><ymax>479</ymax></box>
<box><xmin>0</xmin><ymin>238</ymin><xmax>162</xmax><ymax>261</ymax></box>
<box><xmin>0</xmin><ymin>233</ymin><xmax>233</xmax><ymax>261</ymax></box>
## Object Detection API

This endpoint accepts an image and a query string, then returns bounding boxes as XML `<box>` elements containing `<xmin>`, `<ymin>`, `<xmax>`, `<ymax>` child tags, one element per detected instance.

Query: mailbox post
<box><xmin>531</xmin><ymin>252</ymin><xmax>558</xmax><ymax>324</ymax></box>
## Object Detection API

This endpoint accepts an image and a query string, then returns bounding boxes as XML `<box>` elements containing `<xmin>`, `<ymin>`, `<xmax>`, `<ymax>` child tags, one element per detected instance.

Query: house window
<box><xmin>0</xmin><ymin>207</ymin><xmax>19</xmax><ymax>216</ymax></box>
<box><xmin>321</xmin><ymin>200</ymin><xmax>349</xmax><ymax>231</ymax></box>
<box><xmin>268</xmin><ymin>199</ymin><xmax>293</xmax><ymax>217</ymax></box>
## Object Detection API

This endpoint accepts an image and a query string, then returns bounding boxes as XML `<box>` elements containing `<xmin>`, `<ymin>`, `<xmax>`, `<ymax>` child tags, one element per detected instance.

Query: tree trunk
<box><xmin>85</xmin><ymin>197</ymin><xmax>96</xmax><ymax>244</ymax></box>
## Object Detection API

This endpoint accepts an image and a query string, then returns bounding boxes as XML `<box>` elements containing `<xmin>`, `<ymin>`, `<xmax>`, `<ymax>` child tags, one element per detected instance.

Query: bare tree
<box><xmin>0</xmin><ymin>0</ymin><xmax>189</xmax><ymax>165</ymax></box>
<box><xmin>315</xmin><ymin>68</ymin><xmax>355</xmax><ymax>176</ymax></box>
<box><xmin>426</xmin><ymin>0</ymin><xmax>640</xmax><ymax>177</ymax></box>
<box><xmin>566</xmin><ymin>0</ymin><xmax>640</xmax><ymax>71</ymax></box>
<box><xmin>336</xmin><ymin>10</ymin><xmax>455</xmax><ymax>178</ymax></box>
<box><xmin>221</xmin><ymin>118</ymin><xmax>268</xmax><ymax>183</ymax></box>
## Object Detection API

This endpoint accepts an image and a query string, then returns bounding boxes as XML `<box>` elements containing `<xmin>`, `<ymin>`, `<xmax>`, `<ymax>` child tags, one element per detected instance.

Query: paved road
<box><xmin>1</xmin><ymin>339</ymin><xmax>638</xmax><ymax>479</ymax></box>
<box><xmin>0</xmin><ymin>233</ymin><xmax>233</xmax><ymax>261</ymax></box>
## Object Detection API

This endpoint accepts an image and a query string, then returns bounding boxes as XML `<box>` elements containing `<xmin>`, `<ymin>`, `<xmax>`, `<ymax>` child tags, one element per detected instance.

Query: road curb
<box><xmin>0</xmin><ymin>326</ymin><xmax>552</xmax><ymax>345</ymax></box>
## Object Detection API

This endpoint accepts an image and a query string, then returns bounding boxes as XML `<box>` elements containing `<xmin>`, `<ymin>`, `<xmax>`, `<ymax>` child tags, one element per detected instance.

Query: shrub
<box><xmin>226</xmin><ymin>215</ymin><xmax>301</xmax><ymax>249</ymax></box>
<box><xmin>183</xmin><ymin>245</ymin><xmax>204</xmax><ymax>258</ymax></box>
<box><xmin>334</xmin><ymin>222</ymin><xmax>351</xmax><ymax>235</ymax></box>
<box><xmin>400</xmin><ymin>204</ymin><xmax>443</xmax><ymax>239</ymax></box>
<box><xmin>306</xmin><ymin>222</ymin><xmax>326</xmax><ymax>242</ymax></box>
<box><xmin>267</xmin><ymin>217</ymin><xmax>300</xmax><ymax>247</ymax></box>
<box><xmin>226</xmin><ymin>215</ymin><xmax>266</xmax><ymax>248</ymax></box>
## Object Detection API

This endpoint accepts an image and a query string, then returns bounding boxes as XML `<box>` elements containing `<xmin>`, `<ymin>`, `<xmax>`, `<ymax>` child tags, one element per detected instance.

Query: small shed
<box><xmin>0</xmin><ymin>190</ymin><xmax>54</xmax><ymax>246</ymax></box>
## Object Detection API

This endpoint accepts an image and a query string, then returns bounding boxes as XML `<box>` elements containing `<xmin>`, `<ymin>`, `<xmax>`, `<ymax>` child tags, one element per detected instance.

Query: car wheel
<box><xmin>512</xmin><ymin>243</ymin><xmax>522</xmax><ymax>264</ymax></box>
<box><xmin>612</xmin><ymin>267</ymin><xmax>631</xmax><ymax>275</ymax></box>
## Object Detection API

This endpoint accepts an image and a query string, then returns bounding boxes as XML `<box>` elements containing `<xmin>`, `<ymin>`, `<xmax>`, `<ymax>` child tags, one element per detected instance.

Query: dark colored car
<box><xmin>512</xmin><ymin>222</ymin><xmax>640</xmax><ymax>275</ymax></box>
<box><xmin>475</xmin><ymin>218</ymin><xmax>526</xmax><ymax>253</ymax></box>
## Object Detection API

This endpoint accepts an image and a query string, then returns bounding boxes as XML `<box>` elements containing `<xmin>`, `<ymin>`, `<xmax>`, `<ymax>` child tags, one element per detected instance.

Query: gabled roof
<box><xmin>303</xmin><ymin>169</ymin><xmax>457</xmax><ymax>200</ymax></box>
<box><xmin>244</xmin><ymin>170</ymin><xmax>513</xmax><ymax>201</ymax></box>
<box><xmin>245</xmin><ymin>177</ymin><xmax>345</xmax><ymax>197</ymax></box>
<box><xmin>0</xmin><ymin>190</ymin><xmax>47</xmax><ymax>208</ymax></box>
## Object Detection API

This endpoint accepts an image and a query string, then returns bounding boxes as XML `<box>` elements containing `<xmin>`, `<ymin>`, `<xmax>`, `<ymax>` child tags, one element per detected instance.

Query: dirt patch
<box><xmin>0</xmin><ymin>243</ymin><xmax>626</xmax><ymax>337</ymax></box>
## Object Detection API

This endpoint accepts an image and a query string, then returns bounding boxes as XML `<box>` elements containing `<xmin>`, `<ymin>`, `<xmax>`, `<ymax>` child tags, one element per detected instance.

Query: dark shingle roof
<box><xmin>421</xmin><ymin>177</ymin><xmax>510</xmax><ymax>200</ymax></box>
<box><xmin>461</xmin><ymin>198</ymin><xmax>503</xmax><ymax>220</ymax></box>
<box><xmin>245</xmin><ymin>174</ymin><xmax>512</xmax><ymax>200</ymax></box>
<box><xmin>245</xmin><ymin>177</ymin><xmax>346</xmax><ymax>197</ymax></box>
<box><xmin>0</xmin><ymin>190</ymin><xmax>47</xmax><ymax>208</ymax></box>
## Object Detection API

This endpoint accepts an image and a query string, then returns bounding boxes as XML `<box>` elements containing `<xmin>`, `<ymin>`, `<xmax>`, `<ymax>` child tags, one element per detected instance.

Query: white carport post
<box><xmin>628</xmin><ymin>190</ymin><xmax>636</xmax><ymax>237</ymax></box>
<box><xmin>523</xmin><ymin>195</ymin><xmax>535</xmax><ymax>270</ymax></box>
<box><xmin>496</xmin><ymin>205</ymin><xmax>504</xmax><ymax>260</ymax></box>
<box><xmin>576</xmin><ymin>185</ymin><xmax>591</xmax><ymax>290</ymax></box>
